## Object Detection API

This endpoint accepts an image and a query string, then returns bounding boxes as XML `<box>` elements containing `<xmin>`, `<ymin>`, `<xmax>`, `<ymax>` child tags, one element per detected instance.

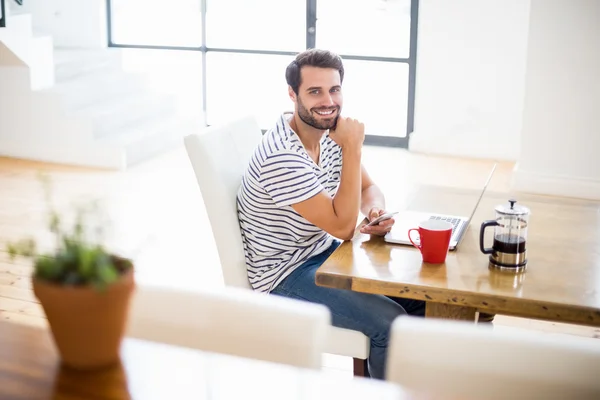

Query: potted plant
<box><xmin>6</xmin><ymin>178</ymin><xmax>135</xmax><ymax>370</ymax></box>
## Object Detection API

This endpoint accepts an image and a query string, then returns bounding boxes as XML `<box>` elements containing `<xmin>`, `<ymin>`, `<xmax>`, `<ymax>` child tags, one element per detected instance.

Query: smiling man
<box><xmin>236</xmin><ymin>49</ymin><xmax>425</xmax><ymax>379</ymax></box>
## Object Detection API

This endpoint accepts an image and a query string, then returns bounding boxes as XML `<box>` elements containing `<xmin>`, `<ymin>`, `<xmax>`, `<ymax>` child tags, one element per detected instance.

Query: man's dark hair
<box><xmin>285</xmin><ymin>49</ymin><xmax>344</xmax><ymax>95</ymax></box>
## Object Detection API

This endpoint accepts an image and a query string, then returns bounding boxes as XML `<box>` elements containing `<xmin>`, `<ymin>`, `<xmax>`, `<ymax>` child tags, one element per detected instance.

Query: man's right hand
<box><xmin>329</xmin><ymin>116</ymin><xmax>365</xmax><ymax>151</ymax></box>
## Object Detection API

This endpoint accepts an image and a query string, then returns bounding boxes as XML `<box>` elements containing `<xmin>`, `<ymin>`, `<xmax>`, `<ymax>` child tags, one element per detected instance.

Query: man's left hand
<box><xmin>359</xmin><ymin>207</ymin><xmax>395</xmax><ymax>236</ymax></box>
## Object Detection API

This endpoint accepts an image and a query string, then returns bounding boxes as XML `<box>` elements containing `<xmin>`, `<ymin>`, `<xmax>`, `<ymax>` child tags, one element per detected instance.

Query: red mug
<box><xmin>408</xmin><ymin>220</ymin><xmax>453</xmax><ymax>264</ymax></box>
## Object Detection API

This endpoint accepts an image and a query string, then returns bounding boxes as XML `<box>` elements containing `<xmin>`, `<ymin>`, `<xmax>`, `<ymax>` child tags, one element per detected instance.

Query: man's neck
<box><xmin>289</xmin><ymin>113</ymin><xmax>324</xmax><ymax>154</ymax></box>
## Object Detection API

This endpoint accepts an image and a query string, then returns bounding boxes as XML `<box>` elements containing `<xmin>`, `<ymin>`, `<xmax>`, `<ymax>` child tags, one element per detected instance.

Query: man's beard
<box><xmin>297</xmin><ymin>97</ymin><xmax>339</xmax><ymax>130</ymax></box>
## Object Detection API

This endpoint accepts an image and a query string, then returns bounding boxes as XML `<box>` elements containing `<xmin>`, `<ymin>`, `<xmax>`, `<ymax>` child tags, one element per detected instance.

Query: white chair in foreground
<box><xmin>184</xmin><ymin>115</ymin><xmax>370</xmax><ymax>376</ymax></box>
<box><xmin>127</xmin><ymin>284</ymin><xmax>331</xmax><ymax>369</ymax></box>
<box><xmin>387</xmin><ymin>316</ymin><xmax>600</xmax><ymax>399</ymax></box>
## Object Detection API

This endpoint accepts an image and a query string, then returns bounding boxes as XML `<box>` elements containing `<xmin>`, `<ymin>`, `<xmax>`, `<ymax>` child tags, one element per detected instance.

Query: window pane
<box><xmin>206</xmin><ymin>0</ymin><xmax>305</xmax><ymax>51</ymax></box>
<box><xmin>120</xmin><ymin>49</ymin><xmax>203</xmax><ymax>118</ymax></box>
<box><xmin>316</xmin><ymin>0</ymin><xmax>412</xmax><ymax>58</ymax></box>
<box><xmin>341</xmin><ymin>60</ymin><xmax>408</xmax><ymax>137</ymax></box>
<box><xmin>206</xmin><ymin>53</ymin><xmax>295</xmax><ymax>129</ymax></box>
<box><xmin>111</xmin><ymin>0</ymin><xmax>202</xmax><ymax>47</ymax></box>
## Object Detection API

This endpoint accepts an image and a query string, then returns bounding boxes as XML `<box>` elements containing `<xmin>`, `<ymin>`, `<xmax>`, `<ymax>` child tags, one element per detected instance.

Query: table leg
<box><xmin>425</xmin><ymin>302</ymin><xmax>477</xmax><ymax>321</ymax></box>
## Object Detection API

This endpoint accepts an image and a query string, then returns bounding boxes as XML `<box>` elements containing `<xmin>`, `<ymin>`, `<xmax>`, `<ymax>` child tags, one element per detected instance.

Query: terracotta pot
<box><xmin>32</xmin><ymin>264</ymin><xmax>135</xmax><ymax>370</ymax></box>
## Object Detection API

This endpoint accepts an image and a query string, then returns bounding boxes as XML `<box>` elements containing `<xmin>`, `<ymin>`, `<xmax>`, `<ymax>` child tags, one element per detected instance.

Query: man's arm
<box><xmin>291</xmin><ymin>147</ymin><xmax>362</xmax><ymax>240</ymax></box>
<box><xmin>290</xmin><ymin>117</ymin><xmax>365</xmax><ymax>240</ymax></box>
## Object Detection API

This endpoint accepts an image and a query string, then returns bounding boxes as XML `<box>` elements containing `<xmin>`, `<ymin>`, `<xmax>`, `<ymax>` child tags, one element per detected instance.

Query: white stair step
<box><xmin>0</xmin><ymin>33</ymin><xmax>55</xmax><ymax>90</ymax></box>
<box><xmin>1</xmin><ymin>13</ymin><xmax>32</xmax><ymax>37</ymax></box>
<box><xmin>98</xmin><ymin>116</ymin><xmax>204</xmax><ymax>166</ymax></box>
<box><xmin>46</xmin><ymin>70</ymin><xmax>149</xmax><ymax>111</ymax></box>
<box><xmin>53</xmin><ymin>48</ymin><xmax>124</xmax><ymax>81</ymax></box>
<box><xmin>86</xmin><ymin>93</ymin><xmax>181</xmax><ymax>139</ymax></box>
<box><xmin>53</xmin><ymin>48</ymin><xmax>123</xmax><ymax>65</ymax></box>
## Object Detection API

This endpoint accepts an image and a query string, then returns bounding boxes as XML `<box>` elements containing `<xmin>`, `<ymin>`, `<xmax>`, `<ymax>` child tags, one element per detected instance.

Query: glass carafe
<box><xmin>480</xmin><ymin>199</ymin><xmax>530</xmax><ymax>271</ymax></box>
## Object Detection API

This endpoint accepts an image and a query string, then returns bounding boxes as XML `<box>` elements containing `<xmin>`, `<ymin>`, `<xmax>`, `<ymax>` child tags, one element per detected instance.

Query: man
<box><xmin>236</xmin><ymin>48</ymin><xmax>425</xmax><ymax>379</ymax></box>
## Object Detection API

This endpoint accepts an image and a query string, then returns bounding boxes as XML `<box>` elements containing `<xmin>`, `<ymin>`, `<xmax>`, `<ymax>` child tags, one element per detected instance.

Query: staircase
<box><xmin>0</xmin><ymin>3</ymin><xmax>204</xmax><ymax>170</ymax></box>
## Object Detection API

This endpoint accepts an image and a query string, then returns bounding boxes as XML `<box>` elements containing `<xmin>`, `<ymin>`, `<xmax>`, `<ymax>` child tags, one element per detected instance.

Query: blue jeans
<box><xmin>271</xmin><ymin>240</ymin><xmax>425</xmax><ymax>379</ymax></box>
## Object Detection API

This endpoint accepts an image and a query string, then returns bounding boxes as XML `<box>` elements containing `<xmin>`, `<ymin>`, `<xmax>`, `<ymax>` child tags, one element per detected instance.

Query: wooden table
<box><xmin>0</xmin><ymin>321</ymin><xmax>424</xmax><ymax>400</ymax></box>
<box><xmin>316</xmin><ymin>185</ymin><xmax>600</xmax><ymax>326</ymax></box>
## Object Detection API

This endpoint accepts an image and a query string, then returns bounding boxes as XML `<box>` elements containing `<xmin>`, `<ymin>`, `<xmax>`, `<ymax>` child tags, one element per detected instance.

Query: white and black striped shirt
<box><xmin>236</xmin><ymin>113</ymin><xmax>343</xmax><ymax>293</ymax></box>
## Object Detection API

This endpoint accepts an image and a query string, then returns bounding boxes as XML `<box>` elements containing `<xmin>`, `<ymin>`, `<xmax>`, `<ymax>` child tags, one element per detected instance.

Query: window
<box><xmin>107</xmin><ymin>0</ymin><xmax>419</xmax><ymax>147</ymax></box>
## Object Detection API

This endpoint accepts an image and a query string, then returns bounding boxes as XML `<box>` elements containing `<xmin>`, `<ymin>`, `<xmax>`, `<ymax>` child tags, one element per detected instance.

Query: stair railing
<box><xmin>0</xmin><ymin>0</ymin><xmax>6</xmax><ymax>28</ymax></box>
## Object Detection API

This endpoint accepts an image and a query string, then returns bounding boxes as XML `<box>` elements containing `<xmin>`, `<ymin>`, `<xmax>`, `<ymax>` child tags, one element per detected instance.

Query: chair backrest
<box><xmin>126</xmin><ymin>284</ymin><xmax>331</xmax><ymax>369</ymax></box>
<box><xmin>184</xmin><ymin>116</ymin><xmax>263</xmax><ymax>289</ymax></box>
<box><xmin>386</xmin><ymin>316</ymin><xmax>600</xmax><ymax>400</ymax></box>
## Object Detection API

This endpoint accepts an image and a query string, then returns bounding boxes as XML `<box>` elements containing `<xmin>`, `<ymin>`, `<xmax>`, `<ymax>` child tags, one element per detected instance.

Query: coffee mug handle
<box><xmin>408</xmin><ymin>228</ymin><xmax>422</xmax><ymax>251</ymax></box>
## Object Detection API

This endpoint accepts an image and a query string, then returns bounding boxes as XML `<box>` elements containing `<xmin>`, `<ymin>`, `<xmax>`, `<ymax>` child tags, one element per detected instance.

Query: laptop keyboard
<box><xmin>429</xmin><ymin>215</ymin><xmax>461</xmax><ymax>235</ymax></box>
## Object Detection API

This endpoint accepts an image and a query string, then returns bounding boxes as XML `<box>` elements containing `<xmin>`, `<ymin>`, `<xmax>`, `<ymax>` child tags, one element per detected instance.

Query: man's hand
<box><xmin>360</xmin><ymin>207</ymin><xmax>395</xmax><ymax>236</ymax></box>
<box><xmin>329</xmin><ymin>116</ymin><xmax>365</xmax><ymax>151</ymax></box>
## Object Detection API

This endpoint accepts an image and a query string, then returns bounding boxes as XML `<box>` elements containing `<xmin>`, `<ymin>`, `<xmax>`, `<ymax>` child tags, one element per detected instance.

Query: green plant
<box><xmin>5</xmin><ymin>176</ymin><xmax>132</xmax><ymax>290</ymax></box>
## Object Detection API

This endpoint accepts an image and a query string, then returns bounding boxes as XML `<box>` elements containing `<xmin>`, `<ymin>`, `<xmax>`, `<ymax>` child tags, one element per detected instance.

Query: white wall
<box><xmin>15</xmin><ymin>0</ymin><xmax>107</xmax><ymax>48</ymax></box>
<box><xmin>409</xmin><ymin>0</ymin><xmax>531</xmax><ymax>161</ymax></box>
<box><xmin>512</xmin><ymin>0</ymin><xmax>600</xmax><ymax>200</ymax></box>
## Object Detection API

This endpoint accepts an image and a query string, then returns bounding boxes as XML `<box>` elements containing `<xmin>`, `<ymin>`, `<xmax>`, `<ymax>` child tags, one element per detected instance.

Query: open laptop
<box><xmin>384</xmin><ymin>164</ymin><xmax>497</xmax><ymax>251</ymax></box>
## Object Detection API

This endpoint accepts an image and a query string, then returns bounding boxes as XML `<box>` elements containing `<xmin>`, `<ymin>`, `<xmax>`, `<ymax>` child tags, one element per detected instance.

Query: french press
<box><xmin>479</xmin><ymin>199</ymin><xmax>530</xmax><ymax>272</ymax></box>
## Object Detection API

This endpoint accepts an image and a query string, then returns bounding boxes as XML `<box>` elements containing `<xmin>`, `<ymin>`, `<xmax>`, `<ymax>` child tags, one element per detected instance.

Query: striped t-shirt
<box><xmin>236</xmin><ymin>113</ymin><xmax>343</xmax><ymax>293</ymax></box>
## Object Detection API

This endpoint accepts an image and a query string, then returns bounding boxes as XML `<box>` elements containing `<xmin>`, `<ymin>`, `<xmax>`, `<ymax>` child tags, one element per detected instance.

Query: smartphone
<box><xmin>365</xmin><ymin>211</ymin><xmax>399</xmax><ymax>227</ymax></box>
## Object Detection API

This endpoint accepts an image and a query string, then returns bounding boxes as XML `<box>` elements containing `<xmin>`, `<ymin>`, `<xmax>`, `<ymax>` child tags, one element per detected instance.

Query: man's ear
<box><xmin>288</xmin><ymin>86</ymin><xmax>297</xmax><ymax>102</ymax></box>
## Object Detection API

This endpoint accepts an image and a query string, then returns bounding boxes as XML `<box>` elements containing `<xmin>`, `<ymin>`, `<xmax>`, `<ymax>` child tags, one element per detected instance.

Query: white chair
<box><xmin>127</xmin><ymin>284</ymin><xmax>331</xmax><ymax>369</ymax></box>
<box><xmin>387</xmin><ymin>316</ymin><xmax>600</xmax><ymax>399</ymax></box>
<box><xmin>184</xmin><ymin>115</ymin><xmax>370</xmax><ymax>375</ymax></box>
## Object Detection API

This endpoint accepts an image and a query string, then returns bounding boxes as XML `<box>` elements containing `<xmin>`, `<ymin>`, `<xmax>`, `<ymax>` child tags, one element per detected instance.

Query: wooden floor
<box><xmin>1</xmin><ymin>145</ymin><xmax>598</xmax><ymax>377</ymax></box>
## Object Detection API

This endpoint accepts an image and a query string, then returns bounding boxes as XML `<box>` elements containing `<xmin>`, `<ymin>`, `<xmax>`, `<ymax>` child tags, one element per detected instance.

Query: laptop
<box><xmin>384</xmin><ymin>164</ymin><xmax>497</xmax><ymax>251</ymax></box>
